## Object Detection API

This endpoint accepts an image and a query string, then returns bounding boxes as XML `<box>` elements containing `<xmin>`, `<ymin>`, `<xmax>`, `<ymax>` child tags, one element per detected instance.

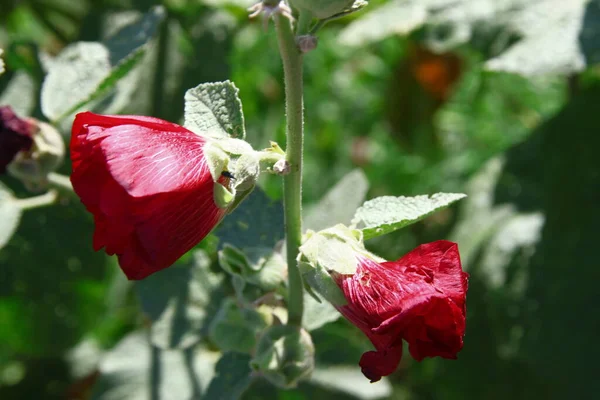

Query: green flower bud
<box><xmin>251</xmin><ymin>325</ymin><xmax>314</xmax><ymax>389</ymax></box>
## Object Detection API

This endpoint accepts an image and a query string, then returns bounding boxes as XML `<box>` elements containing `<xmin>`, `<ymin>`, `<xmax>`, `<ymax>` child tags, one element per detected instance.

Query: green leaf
<box><xmin>302</xmin><ymin>291</ymin><xmax>341</xmax><ymax>331</ymax></box>
<box><xmin>215</xmin><ymin>187</ymin><xmax>284</xmax><ymax>249</ymax></box>
<box><xmin>91</xmin><ymin>332</ymin><xmax>219</xmax><ymax>400</ymax></box>
<box><xmin>204</xmin><ymin>352</ymin><xmax>253</xmax><ymax>400</ymax></box>
<box><xmin>0</xmin><ymin>71</ymin><xmax>36</xmax><ymax>117</ymax></box>
<box><xmin>208</xmin><ymin>298</ymin><xmax>268</xmax><ymax>353</ymax></box>
<box><xmin>310</xmin><ymin>366</ymin><xmax>392</xmax><ymax>399</ymax></box>
<box><xmin>304</xmin><ymin>168</ymin><xmax>369</xmax><ymax>231</ymax></box>
<box><xmin>135</xmin><ymin>250</ymin><xmax>225</xmax><ymax>349</ymax></box>
<box><xmin>219</xmin><ymin>245</ymin><xmax>286</xmax><ymax>291</ymax></box>
<box><xmin>184</xmin><ymin>80</ymin><xmax>246</xmax><ymax>139</ymax></box>
<box><xmin>340</xmin><ymin>0</ymin><xmax>597</xmax><ymax>75</ymax></box>
<box><xmin>352</xmin><ymin>193</ymin><xmax>466</xmax><ymax>240</ymax></box>
<box><xmin>40</xmin><ymin>6</ymin><xmax>165</xmax><ymax>122</ymax></box>
<box><xmin>0</xmin><ymin>183</ymin><xmax>22</xmax><ymax>250</ymax></box>
<box><xmin>449</xmin><ymin>157</ymin><xmax>517</xmax><ymax>267</ymax></box>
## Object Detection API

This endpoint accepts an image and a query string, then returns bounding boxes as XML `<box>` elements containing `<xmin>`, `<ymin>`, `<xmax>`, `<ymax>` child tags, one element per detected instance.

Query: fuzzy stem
<box><xmin>47</xmin><ymin>172</ymin><xmax>73</xmax><ymax>192</ymax></box>
<box><xmin>16</xmin><ymin>190</ymin><xmax>58</xmax><ymax>210</ymax></box>
<box><xmin>275</xmin><ymin>14</ymin><xmax>304</xmax><ymax>327</ymax></box>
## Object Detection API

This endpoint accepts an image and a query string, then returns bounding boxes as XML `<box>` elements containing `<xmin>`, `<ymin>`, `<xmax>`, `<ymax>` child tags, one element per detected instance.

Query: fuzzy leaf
<box><xmin>340</xmin><ymin>0</ymin><xmax>598</xmax><ymax>75</ymax></box>
<box><xmin>303</xmin><ymin>291</ymin><xmax>341</xmax><ymax>331</ymax></box>
<box><xmin>135</xmin><ymin>250</ymin><xmax>225</xmax><ymax>349</ymax></box>
<box><xmin>215</xmin><ymin>187</ymin><xmax>284</xmax><ymax>249</ymax></box>
<box><xmin>184</xmin><ymin>80</ymin><xmax>246</xmax><ymax>139</ymax></box>
<box><xmin>352</xmin><ymin>193</ymin><xmax>466</xmax><ymax>240</ymax></box>
<box><xmin>0</xmin><ymin>183</ymin><xmax>21</xmax><ymax>250</ymax></box>
<box><xmin>0</xmin><ymin>72</ymin><xmax>36</xmax><ymax>117</ymax></box>
<box><xmin>91</xmin><ymin>332</ymin><xmax>219</xmax><ymax>400</ymax></box>
<box><xmin>204</xmin><ymin>352</ymin><xmax>254</xmax><ymax>400</ymax></box>
<box><xmin>310</xmin><ymin>366</ymin><xmax>392</xmax><ymax>399</ymax></box>
<box><xmin>305</xmin><ymin>169</ymin><xmax>369</xmax><ymax>231</ymax></box>
<box><xmin>41</xmin><ymin>6</ymin><xmax>165</xmax><ymax>121</ymax></box>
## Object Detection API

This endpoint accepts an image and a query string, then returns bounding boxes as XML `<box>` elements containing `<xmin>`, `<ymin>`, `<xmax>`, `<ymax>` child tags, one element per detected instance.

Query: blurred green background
<box><xmin>1</xmin><ymin>0</ymin><xmax>599</xmax><ymax>399</ymax></box>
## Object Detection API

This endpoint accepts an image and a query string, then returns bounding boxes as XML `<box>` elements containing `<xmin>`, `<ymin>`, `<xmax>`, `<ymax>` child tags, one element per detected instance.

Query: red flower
<box><xmin>333</xmin><ymin>240</ymin><xmax>468</xmax><ymax>382</ymax></box>
<box><xmin>0</xmin><ymin>106</ymin><xmax>34</xmax><ymax>173</ymax></box>
<box><xmin>70</xmin><ymin>112</ymin><xmax>229</xmax><ymax>280</ymax></box>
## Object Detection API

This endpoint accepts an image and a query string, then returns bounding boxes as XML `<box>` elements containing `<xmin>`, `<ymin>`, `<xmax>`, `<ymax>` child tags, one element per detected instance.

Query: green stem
<box><xmin>47</xmin><ymin>172</ymin><xmax>73</xmax><ymax>192</ymax></box>
<box><xmin>275</xmin><ymin>14</ymin><xmax>304</xmax><ymax>327</ymax></box>
<box><xmin>296</xmin><ymin>9</ymin><xmax>313</xmax><ymax>36</ymax></box>
<box><xmin>16</xmin><ymin>190</ymin><xmax>58</xmax><ymax>210</ymax></box>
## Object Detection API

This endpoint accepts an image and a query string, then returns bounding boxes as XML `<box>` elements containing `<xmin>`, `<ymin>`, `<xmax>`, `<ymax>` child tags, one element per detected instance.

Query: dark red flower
<box><xmin>70</xmin><ymin>112</ymin><xmax>229</xmax><ymax>280</ymax></box>
<box><xmin>333</xmin><ymin>240</ymin><xmax>468</xmax><ymax>382</ymax></box>
<box><xmin>0</xmin><ymin>106</ymin><xmax>34</xmax><ymax>173</ymax></box>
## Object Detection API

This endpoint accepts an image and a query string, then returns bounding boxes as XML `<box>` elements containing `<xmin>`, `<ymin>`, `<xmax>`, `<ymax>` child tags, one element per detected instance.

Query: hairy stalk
<box><xmin>47</xmin><ymin>172</ymin><xmax>74</xmax><ymax>192</ymax></box>
<box><xmin>16</xmin><ymin>190</ymin><xmax>58</xmax><ymax>210</ymax></box>
<box><xmin>275</xmin><ymin>14</ymin><xmax>305</xmax><ymax>327</ymax></box>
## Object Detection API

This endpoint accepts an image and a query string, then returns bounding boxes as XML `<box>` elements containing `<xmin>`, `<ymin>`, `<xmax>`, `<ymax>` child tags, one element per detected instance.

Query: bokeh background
<box><xmin>1</xmin><ymin>0</ymin><xmax>599</xmax><ymax>399</ymax></box>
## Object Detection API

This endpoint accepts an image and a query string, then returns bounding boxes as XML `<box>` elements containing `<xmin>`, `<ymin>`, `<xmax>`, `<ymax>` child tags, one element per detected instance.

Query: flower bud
<box><xmin>0</xmin><ymin>106</ymin><xmax>34</xmax><ymax>174</ymax></box>
<box><xmin>1</xmin><ymin>106</ymin><xmax>65</xmax><ymax>185</ymax></box>
<box><xmin>251</xmin><ymin>325</ymin><xmax>314</xmax><ymax>389</ymax></box>
<box><xmin>289</xmin><ymin>0</ymin><xmax>360</xmax><ymax>20</ymax></box>
<box><xmin>296</xmin><ymin>35</ymin><xmax>318</xmax><ymax>53</ymax></box>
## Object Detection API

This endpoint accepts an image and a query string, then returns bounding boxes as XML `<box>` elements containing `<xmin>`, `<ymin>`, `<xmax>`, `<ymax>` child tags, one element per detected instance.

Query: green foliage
<box><xmin>340</xmin><ymin>0</ymin><xmax>600</xmax><ymax>75</ymax></box>
<box><xmin>135</xmin><ymin>250</ymin><xmax>225</xmax><ymax>349</ymax></box>
<box><xmin>40</xmin><ymin>6</ymin><xmax>165</xmax><ymax>122</ymax></box>
<box><xmin>184</xmin><ymin>80</ymin><xmax>246</xmax><ymax>139</ymax></box>
<box><xmin>216</xmin><ymin>187</ymin><xmax>284</xmax><ymax>249</ymax></box>
<box><xmin>91</xmin><ymin>332</ymin><xmax>219</xmax><ymax>400</ymax></box>
<box><xmin>352</xmin><ymin>193</ymin><xmax>466</xmax><ymax>240</ymax></box>
<box><xmin>1</xmin><ymin>0</ymin><xmax>599</xmax><ymax>399</ymax></box>
<box><xmin>304</xmin><ymin>168</ymin><xmax>369</xmax><ymax>231</ymax></box>
<box><xmin>204</xmin><ymin>352</ymin><xmax>254</xmax><ymax>400</ymax></box>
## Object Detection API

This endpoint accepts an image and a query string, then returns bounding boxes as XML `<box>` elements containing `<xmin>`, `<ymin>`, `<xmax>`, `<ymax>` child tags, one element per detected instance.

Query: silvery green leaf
<box><xmin>184</xmin><ymin>80</ymin><xmax>246</xmax><ymax>139</ymax></box>
<box><xmin>339</xmin><ymin>0</ymin><xmax>597</xmax><ymax>75</ymax></box>
<box><xmin>302</xmin><ymin>291</ymin><xmax>341</xmax><ymax>331</ymax></box>
<box><xmin>41</xmin><ymin>6</ymin><xmax>165</xmax><ymax>122</ymax></box>
<box><xmin>204</xmin><ymin>352</ymin><xmax>253</xmax><ymax>400</ymax></box>
<box><xmin>310</xmin><ymin>366</ymin><xmax>392</xmax><ymax>399</ymax></box>
<box><xmin>352</xmin><ymin>193</ymin><xmax>466</xmax><ymax>240</ymax></box>
<box><xmin>304</xmin><ymin>169</ymin><xmax>369</xmax><ymax>231</ymax></box>
<box><xmin>135</xmin><ymin>250</ymin><xmax>225</xmax><ymax>349</ymax></box>
<box><xmin>0</xmin><ymin>72</ymin><xmax>35</xmax><ymax>117</ymax></box>
<box><xmin>216</xmin><ymin>187</ymin><xmax>284</xmax><ymax>249</ymax></box>
<box><xmin>91</xmin><ymin>332</ymin><xmax>219</xmax><ymax>400</ymax></box>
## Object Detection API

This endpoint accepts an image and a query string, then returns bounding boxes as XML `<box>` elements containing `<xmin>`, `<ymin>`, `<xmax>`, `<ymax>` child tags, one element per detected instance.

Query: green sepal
<box><xmin>213</xmin><ymin>182</ymin><xmax>235</xmax><ymax>209</ymax></box>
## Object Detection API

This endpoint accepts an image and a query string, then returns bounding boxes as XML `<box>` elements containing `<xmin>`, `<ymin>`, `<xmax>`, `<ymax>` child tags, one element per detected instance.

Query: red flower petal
<box><xmin>71</xmin><ymin>112</ymin><xmax>227</xmax><ymax>279</ymax></box>
<box><xmin>334</xmin><ymin>241</ymin><xmax>468</xmax><ymax>381</ymax></box>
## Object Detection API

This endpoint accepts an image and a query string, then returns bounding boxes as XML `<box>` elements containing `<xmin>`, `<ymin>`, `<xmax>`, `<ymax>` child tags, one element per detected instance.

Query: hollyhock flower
<box><xmin>70</xmin><ymin>112</ymin><xmax>235</xmax><ymax>280</ymax></box>
<box><xmin>0</xmin><ymin>106</ymin><xmax>34</xmax><ymax>173</ymax></box>
<box><xmin>333</xmin><ymin>240</ymin><xmax>468</xmax><ymax>382</ymax></box>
